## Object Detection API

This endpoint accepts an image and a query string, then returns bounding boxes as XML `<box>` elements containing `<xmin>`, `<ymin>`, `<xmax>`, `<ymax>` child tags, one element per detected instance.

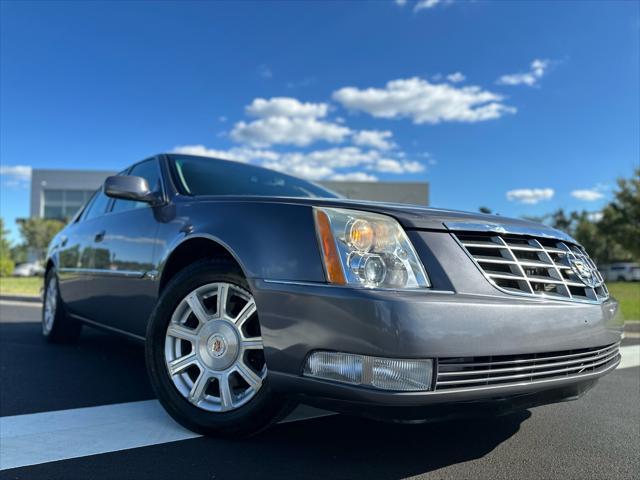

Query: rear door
<box><xmin>86</xmin><ymin>158</ymin><xmax>164</xmax><ymax>337</ymax></box>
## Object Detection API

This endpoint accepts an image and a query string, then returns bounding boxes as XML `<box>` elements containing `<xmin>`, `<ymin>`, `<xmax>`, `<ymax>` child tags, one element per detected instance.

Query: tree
<box><xmin>10</xmin><ymin>244</ymin><xmax>28</xmax><ymax>264</ymax></box>
<box><xmin>599</xmin><ymin>168</ymin><xmax>639</xmax><ymax>260</ymax></box>
<box><xmin>0</xmin><ymin>218</ymin><xmax>15</xmax><ymax>277</ymax></box>
<box><xmin>571</xmin><ymin>212</ymin><xmax>609</xmax><ymax>263</ymax></box>
<box><xmin>17</xmin><ymin>218</ymin><xmax>65</xmax><ymax>263</ymax></box>
<box><xmin>549</xmin><ymin>209</ymin><xmax>575</xmax><ymax>232</ymax></box>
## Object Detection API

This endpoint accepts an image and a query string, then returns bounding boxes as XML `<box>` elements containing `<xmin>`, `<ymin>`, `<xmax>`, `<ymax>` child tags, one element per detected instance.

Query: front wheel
<box><xmin>146</xmin><ymin>259</ymin><xmax>294</xmax><ymax>437</ymax></box>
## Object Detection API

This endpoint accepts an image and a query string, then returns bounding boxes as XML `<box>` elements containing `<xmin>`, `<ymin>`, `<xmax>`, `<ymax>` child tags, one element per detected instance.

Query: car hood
<box><xmin>188</xmin><ymin>195</ymin><xmax>577</xmax><ymax>243</ymax></box>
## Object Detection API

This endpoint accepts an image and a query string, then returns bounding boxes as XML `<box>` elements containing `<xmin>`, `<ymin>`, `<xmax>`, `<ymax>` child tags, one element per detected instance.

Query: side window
<box><xmin>83</xmin><ymin>190</ymin><xmax>111</xmax><ymax>221</ymax></box>
<box><xmin>111</xmin><ymin>159</ymin><xmax>162</xmax><ymax>213</ymax></box>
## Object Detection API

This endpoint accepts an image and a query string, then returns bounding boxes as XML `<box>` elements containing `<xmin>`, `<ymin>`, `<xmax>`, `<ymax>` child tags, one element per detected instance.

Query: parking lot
<box><xmin>1</xmin><ymin>299</ymin><xmax>639</xmax><ymax>480</ymax></box>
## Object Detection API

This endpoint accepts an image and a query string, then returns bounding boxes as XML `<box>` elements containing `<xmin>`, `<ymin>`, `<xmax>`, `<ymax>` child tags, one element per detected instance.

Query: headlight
<box><xmin>313</xmin><ymin>207</ymin><xmax>430</xmax><ymax>289</ymax></box>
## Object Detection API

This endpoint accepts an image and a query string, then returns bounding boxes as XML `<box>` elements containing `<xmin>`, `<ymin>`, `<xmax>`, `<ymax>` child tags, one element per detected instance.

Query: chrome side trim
<box><xmin>70</xmin><ymin>314</ymin><xmax>145</xmax><ymax>342</ymax></box>
<box><xmin>445</xmin><ymin>221</ymin><xmax>578</xmax><ymax>245</ymax></box>
<box><xmin>261</xmin><ymin>279</ymin><xmax>455</xmax><ymax>294</ymax></box>
<box><xmin>58</xmin><ymin>267</ymin><xmax>146</xmax><ymax>278</ymax></box>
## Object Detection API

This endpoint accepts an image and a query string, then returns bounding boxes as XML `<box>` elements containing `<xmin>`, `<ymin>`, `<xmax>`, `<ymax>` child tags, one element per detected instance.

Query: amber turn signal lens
<box><xmin>314</xmin><ymin>209</ymin><xmax>346</xmax><ymax>284</ymax></box>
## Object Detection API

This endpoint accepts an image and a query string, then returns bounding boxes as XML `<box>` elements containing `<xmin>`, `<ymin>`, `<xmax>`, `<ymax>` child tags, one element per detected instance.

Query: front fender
<box><xmin>157</xmin><ymin>200</ymin><xmax>327</xmax><ymax>283</ymax></box>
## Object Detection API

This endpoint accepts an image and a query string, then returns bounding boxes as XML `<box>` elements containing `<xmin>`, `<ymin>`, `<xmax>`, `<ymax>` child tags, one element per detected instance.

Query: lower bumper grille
<box><xmin>435</xmin><ymin>343</ymin><xmax>620</xmax><ymax>391</ymax></box>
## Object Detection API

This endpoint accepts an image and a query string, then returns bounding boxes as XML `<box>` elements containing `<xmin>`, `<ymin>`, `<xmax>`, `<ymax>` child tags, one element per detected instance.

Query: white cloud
<box><xmin>446</xmin><ymin>72</ymin><xmax>465</xmax><ymax>83</ymax></box>
<box><xmin>333</xmin><ymin>77</ymin><xmax>515</xmax><ymax>124</ymax></box>
<box><xmin>352</xmin><ymin>130</ymin><xmax>395</xmax><ymax>150</ymax></box>
<box><xmin>173</xmin><ymin>145</ymin><xmax>423</xmax><ymax>182</ymax></box>
<box><xmin>245</xmin><ymin>97</ymin><xmax>328</xmax><ymax>118</ymax></box>
<box><xmin>0</xmin><ymin>165</ymin><xmax>32</xmax><ymax>181</ymax></box>
<box><xmin>506</xmin><ymin>188</ymin><xmax>555</xmax><ymax>205</ymax></box>
<box><xmin>571</xmin><ymin>189</ymin><xmax>605</xmax><ymax>202</ymax></box>
<box><xmin>587</xmin><ymin>211</ymin><xmax>604</xmax><ymax>222</ymax></box>
<box><xmin>231</xmin><ymin>97</ymin><xmax>350</xmax><ymax>147</ymax></box>
<box><xmin>331</xmin><ymin>172</ymin><xmax>379</xmax><ymax>181</ymax></box>
<box><xmin>394</xmin><ymin>0</ymin><xmax>407</xmax><ymax>6</ymax></box>
<box><xmin>231</xmin><ymin>117</ymin><xmax>351</xmax><ymax>147</ymax></box>
<box><xmin>497</xmin><ymin>59</ymin><xmax>549</xmax><ymax>87</ymax></box>
<box><xmin>399</xmin><ymin>160</ymin><xmax>424</xmax><ymax>173</ymax></box>
<box><xmin>414</xmin><ymin>0</ymin><xmax>441</xmax><ymax>11</ymax></box>
<box><xmin>372</xmin><ymin>158</ymin><xmax>424</xmax><ymax>174</ymax></box>
<box><xmin>374</xmin><ymin>158</ymin><xmax>407</xmax><ymax>173</ymax></box>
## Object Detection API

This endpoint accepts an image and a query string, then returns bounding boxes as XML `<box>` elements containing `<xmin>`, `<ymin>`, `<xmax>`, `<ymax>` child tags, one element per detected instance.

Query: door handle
<box><xmin>94</xmin><ymin>230</ymin><xmax>106</xmax><ymax>243</ymax></box>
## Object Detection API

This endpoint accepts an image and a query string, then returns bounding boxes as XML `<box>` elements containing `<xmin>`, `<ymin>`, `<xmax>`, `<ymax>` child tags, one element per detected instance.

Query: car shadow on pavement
<box><xmin>0</xmin><ymin>322</ymin><xmax>155</xmax><ymax>416</ymax></box>
<box><xmin>193</xmin><ymin>410</ymin><xmax>530</xmax><ymax>479</ymax></box>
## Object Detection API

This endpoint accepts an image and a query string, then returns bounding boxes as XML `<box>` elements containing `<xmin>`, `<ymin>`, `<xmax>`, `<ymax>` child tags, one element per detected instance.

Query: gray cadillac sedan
<box><xmin>43</xmin><ymin>153</ymin><xmax>622</xmax><ymax>436</ymax></box>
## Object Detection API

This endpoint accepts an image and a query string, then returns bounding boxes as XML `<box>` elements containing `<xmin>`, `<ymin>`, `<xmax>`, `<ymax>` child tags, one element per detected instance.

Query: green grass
<box><xmin>607</xmin><ymin>282</ymin><xmax>640</xmax><ymax>322</ymax></box>
<box><xmin>0</xmin><ymin>277</ymin><xmax>43</xmax><ymax>296</ymax></box>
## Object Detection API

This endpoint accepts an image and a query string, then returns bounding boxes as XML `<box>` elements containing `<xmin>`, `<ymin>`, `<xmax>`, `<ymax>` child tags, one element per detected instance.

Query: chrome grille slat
<box><xmin>438</xmin><ymin>343</ymin><xmax>619</xmax><ymax>368</ymax></box>
<box><xmin>462</xmin><ymin>242</ymin><xmax>507</xmax><ymax>248</ymax></box>
<box><xmin>438</xmin><ymin>349</ymin><xmax>619</xmax><ymax>377</ymax></box>
<box><xmin>454</xmin><ymin>232</ymin><xmax>609</xmax><ymax>304</ymax></box>
<box><xmin>435</xmin><ymin>343</ymin><xmax>620</xmax><ymax>391</ymax></box>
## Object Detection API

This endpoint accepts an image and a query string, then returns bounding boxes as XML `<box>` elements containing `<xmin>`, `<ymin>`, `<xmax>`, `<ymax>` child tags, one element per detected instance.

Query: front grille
<box><xmin>435</xmin><ymin>343</ymin><xmax>620</xmax><ymax>391</ymax></box>
<box><xmin>454</xmin><ymin>233</ymin><xmax>609</xmax><ymax>303</ymax></box>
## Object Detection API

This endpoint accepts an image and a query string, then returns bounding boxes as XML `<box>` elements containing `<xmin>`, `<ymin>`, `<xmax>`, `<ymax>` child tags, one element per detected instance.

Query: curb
<box><xmin>625</xmin><ymin>321</ymin><xmax>640</xmax><ymax>334</ymax></box>
<box><xmin>0</xmin><ymin>294</ymin><xmax>42</xmax><ymax>303</ymax></box>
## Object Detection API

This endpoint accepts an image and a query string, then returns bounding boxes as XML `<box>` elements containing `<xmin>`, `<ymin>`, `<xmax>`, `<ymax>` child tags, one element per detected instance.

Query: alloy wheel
<box><xmin>164</xmin><ymin>282</ymin><xmax>267</xmax><ymax>412</ymax></box>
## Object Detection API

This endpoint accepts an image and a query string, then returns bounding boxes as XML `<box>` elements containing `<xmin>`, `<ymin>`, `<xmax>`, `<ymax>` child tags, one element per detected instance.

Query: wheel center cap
<box><xmin>197</xmin><ymin>320</ymin><xmax>240</xmax><ymax>371</ymax></box>
<box><xmin>208</xmin><ymin>334</ymin><xmax>227</xmax><ymax>358</ymax></box>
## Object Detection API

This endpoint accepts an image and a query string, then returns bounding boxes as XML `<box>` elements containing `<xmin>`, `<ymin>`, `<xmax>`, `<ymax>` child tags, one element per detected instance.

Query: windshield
<box><xmin>169</xmin><ymin>155</ymin><xmax>339</xmax><ymax>199</ymax></box>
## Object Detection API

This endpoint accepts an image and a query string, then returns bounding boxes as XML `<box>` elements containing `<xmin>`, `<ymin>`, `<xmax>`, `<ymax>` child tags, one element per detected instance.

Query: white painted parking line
<box><xmin>618</xmin><ymin>345</ymin><xmax>640</xmax><ymax>370</ymax></box>
<box><xmin>0</xmin><ymin>400</ymin><xmax>334</xmax><ymax>470</ymax></box>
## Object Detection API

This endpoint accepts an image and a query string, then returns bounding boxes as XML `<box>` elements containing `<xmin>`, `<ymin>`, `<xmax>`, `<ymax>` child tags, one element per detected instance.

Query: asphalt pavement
<box><xmin>0</xmin><ymin>300</ymin><xmax>639</xmax><ymax>480</ymax></box>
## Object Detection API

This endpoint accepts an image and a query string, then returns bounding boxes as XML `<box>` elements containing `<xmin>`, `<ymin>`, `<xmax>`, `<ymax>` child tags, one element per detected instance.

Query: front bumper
<box><xmin>250</xmin><ymin>279</ymin><xmax>622</xmax><ymax>417</ymax></box>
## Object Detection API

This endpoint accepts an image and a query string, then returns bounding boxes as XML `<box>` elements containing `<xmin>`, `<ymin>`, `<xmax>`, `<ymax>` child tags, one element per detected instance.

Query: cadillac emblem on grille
<box><xmin>567</xmin><ymin>252</ymin><xmax>599</xmax><ymax>288</ymax></box>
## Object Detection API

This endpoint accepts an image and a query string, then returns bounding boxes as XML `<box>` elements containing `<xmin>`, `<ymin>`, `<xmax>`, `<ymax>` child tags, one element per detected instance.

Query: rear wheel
<box><xmin>42</xmin><ymin>269</ymin><xmax>82</xmax><ymax>343</ymax></box>
<box><xmin>146</xmin><ymin>259</ymin><xmax>293</xmax><ymax>437</ymax></box>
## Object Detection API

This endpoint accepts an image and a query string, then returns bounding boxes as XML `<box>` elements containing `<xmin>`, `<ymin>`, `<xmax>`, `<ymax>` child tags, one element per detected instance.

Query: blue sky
<box><xmin>1</xmin><ymin>0</ymin><xmax>638</xmax><ymax>241</ymax></box>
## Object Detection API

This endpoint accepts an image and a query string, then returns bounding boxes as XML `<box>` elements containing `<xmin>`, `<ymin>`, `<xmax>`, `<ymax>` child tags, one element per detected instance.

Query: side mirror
<box><xmin>104</xmin><ymin>175</ymin><xmax>158</xmax><ymax>204</ymax></box>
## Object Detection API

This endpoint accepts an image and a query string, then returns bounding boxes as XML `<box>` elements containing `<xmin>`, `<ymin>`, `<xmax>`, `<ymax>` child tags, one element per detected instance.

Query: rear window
<box><xmin>169</xmin><ymin>155</ymin><xmax>338</xmax><ymax>199</ymax></box>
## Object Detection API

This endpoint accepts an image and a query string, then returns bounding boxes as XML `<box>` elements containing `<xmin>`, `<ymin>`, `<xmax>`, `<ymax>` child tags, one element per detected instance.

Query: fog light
<box><xmin>303</xmin><ymin>351</ymin><xmax>433</xmax><ymax>391</ymax></box>
<box><xmin>371</xmin><ymin>357</ymin><xmax>433</xmax><ymax>391</ymax></box>
<box><xmin>304</xmin><ymin>351</ymin><xmax>363</xmax><ymax>385</ymax></box>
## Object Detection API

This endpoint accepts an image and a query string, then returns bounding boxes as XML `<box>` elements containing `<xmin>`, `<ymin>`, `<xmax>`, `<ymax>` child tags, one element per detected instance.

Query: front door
<box><xmin>87</xmin><ymin>158</ymin><xmax>163</xmax><ymax>337</ymax></box>
<box><xmin>57</xmin><ymin>188</ymin><xmax>110</xmax><ymax>318</ymax></box>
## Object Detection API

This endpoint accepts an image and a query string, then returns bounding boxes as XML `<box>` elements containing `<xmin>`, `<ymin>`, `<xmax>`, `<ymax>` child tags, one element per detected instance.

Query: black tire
<box><xmin>42</xmin><ymin>269</ymin><xmax>82</xmax><ymax>343</ymax></box>
<box><xmin>145</xmin><ymin>258</ymin><xmax>294</xmax><ymax>437</ymax></box>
